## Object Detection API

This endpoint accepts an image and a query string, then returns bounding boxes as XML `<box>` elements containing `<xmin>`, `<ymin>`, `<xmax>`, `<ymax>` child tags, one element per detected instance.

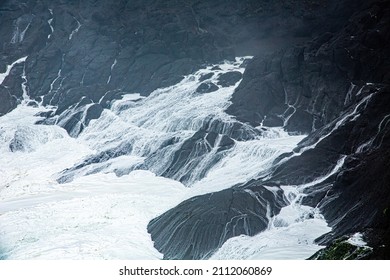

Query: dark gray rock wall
<box><xmin>2</xmin><ymin>0</ymin><xmax>390</xmax><ymax>260</ymax></box>
<box><xmin>227</xmin><ymin>0</ymin><xmax>390</xmax><ymax>134</ymax></box>
<box><xmin>147</xmin><ymin>0</ymin><xmax>390</xmax><ymax>260</ymax></box>
<box><xmin>311</xmin><ymin>87</ymin><xmax>390</xmax><ymax>259</ymax></box>
<box><xmin>1</xmin><ymin>0</ymin><xmax>367</xmax><ymax>122</ymax></box>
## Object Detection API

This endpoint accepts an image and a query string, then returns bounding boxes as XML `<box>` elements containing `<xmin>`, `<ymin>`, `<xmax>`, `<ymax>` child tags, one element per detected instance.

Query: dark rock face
<box><xmin>217</xmin><ymin>71</ymin><xmax>242</xmax><ymax>87</ymax></box>
<box><xmin>227</xmin><ymin>0</ymin><xmax>390</xmax><ymax>134</ymax></box>
<box><xmin>147</xmin><ymin>1</ymin><xmax>390</xmax><ymax>260</ymax></box>
<box><xmin>0</xmin><ymin>86</ymin><xmax>17</xmax><ymax>116</ymax></box>
<box><xmin>0</xmin><ymin>0</ymin><xmax>369</xmax><ymax>134</ymax></box>
<box><xmin>149</xmin><ymin>82</ymin><xmax>389</xmax><ymax>260</ymax></box>
<box><xmin>0</xmin><ymin>60</ymin><xmax>25</xmax><ymax>116</ymax></box>
<box><xmin>278</xmin><ymin>85</ymin><xmax>390</xmax><ymax>259</ymax></box>
<box><xmin>199</xmin><ymin>72</ymin><xmax>214</xmax><ymax>82</ymax></box>
<box><xmin>148</xmin><ymin>185</ymin><xmax>286</xmax><ymax>259</ymax></box>
<box><xmin>2</xmin><ymin>0</ymin><xmax>390</xmax><ymax>260</ymax></box>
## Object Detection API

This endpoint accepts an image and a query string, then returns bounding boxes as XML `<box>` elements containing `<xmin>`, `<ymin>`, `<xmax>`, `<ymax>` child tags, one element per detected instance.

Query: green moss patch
<box><xmin>309</xmin><ymin>236</ymin><xmax>373</xmax><ymax>260</ymax></box>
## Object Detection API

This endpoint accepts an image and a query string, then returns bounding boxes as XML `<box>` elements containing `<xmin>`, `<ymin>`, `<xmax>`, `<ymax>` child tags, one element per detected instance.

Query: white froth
<box><xmin>1</xmin><ymin>58</ymin><xmax>327</xmax><ymax>260</ymax></box>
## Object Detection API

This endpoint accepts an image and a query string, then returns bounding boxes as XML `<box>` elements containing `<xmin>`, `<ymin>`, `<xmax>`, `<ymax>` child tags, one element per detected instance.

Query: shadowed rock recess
<box><xmin>1</xmin><ymin>0</ymin><xmax>390</xmax><ymax>259</ymax></box>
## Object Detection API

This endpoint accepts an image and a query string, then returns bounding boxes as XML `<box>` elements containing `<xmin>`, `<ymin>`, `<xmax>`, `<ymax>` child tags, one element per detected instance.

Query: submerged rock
<box><xmin>196</xmin><ymin>82</ymin><xmax>219</xmax><ymax>93</ymax></box>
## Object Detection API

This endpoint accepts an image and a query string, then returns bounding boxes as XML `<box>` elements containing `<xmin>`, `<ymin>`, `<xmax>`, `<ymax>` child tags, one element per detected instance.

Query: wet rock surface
<box><xmin>1</xmin><ymin>0</ymin><xmax>390</xmax><ymax>260</ymax></box>
<box><xmin>148</xmin><ymin>185</ymin><xmax>286</xmax><ymax>259</ymax></box>
<box><xmin>227</xmin><ymin>0</ymin><xmax>390</xmax><ymax>134</ymax></box>
<box><xmin>148</xmin><ymin>1</ymin><xmax>390</xmax><ymax>259</ymax></box>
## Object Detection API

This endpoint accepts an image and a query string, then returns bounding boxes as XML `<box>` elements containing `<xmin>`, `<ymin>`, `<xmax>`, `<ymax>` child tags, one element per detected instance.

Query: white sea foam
<box><xmin>0</xmin><ymin>171</ymin><xmax>187</xmax><ymax>259</ymax></box>
<box><xmin>1</xmin><ymin>58</ymin><xmax>323</xmax><ymax>260</ymax></box>
<box><xmin>347</xmin><ymin>233</ymin><xmax>368</xmax><ymax>247</ymax></box>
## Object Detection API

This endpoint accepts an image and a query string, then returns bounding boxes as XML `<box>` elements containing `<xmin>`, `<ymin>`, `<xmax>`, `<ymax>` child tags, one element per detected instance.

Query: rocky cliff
<box><xmin>1</xmin><ymin>0</ymin><xmax>389</xmax><ymax>259</ymax></box>
<box><xmin>148</xmin><ymin>0</ymin><xmax>390</xmax><ymax>259</ymax></box>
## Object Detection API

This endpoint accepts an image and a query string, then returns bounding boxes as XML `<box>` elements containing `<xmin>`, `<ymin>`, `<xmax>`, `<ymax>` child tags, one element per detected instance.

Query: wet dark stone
<box><xmin>205</xmin><ymin>131</ymin><xmax>218</xmax><ymax>147</ymax></box>
<box><xmin>148</xmin><ymin>185</ymin><xmax>286</xmax><ymax>259</ymax></box>
<box><xmin>27</xmin><ymin>101</ymin><xmax>38</xmax><ymax>107</ymax></box>
<box><xmin>9</xmin><ymin>137</ymin><xmax>24</xmax><ymax>152</ymax></box>
<box><xmin>217</xmin><ymin>71</ymin><xmax>242</xmax><ymax>87</ymax></box>
<box><xmin>62</xmin><ymin>111</ymin><xmax>84</xmax><ymax>136</ymax></box>
<box><xmin>84</xmin><ymin>103</ymin><xmax>103</xmax><ymax>126</ymax></box>
<box><xmin>199</xmin><ymin>72</ymin><xmax>213</xmax><ymax>82</ymax></box>
<box><xmin>281</xmin><ymin>86</ymin><xmax>390</xmax><ymax>259</ymax></box>
<box><xmin>1</xmin><ymin>0</ymin><xmax>373</xmax><ymax>132</ymax></box>
<box><xmin>226</xmin><ymin>1</ymin><xmax>390</xmax><ymax>134</ymax></box>
<box><xmin>200</xmin><ymin>118</ymin><xmax>262</xmax><ymax>141</ymax></box>
<box><xmin>0</xmin><ymin>86</ymin><xmax>17</xmax><ymax>116</ymax></box>
<box><xmin>2</xmin><ymin>0</ymin><xmax>390</xmax><ymax>261</ymax></box>
<box><xmin>196</xmin><ymin>82</ymin><xmax>219</xmax><ymax>93</ymax></box>
<box><xmin>34</xmin><ymin>110</ymin><xmax>54</xmax><ymax>118</ymax></box>
<box><xmin>217</xmin><ymin>135</ymin><xmax>235</xmax><ymax>152</ymax></box>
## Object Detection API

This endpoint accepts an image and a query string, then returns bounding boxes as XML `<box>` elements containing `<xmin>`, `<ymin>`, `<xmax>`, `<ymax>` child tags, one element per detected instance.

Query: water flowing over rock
<box><xmin>0</xmin><ymin>0</ymin><xmax>389</xmax><ymax>260</ymax></box>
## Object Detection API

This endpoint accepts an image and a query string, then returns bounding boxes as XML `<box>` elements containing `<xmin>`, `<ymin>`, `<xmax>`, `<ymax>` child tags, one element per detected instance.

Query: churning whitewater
<box><xmin>0</xmin><ymin>57</ymin><xmax>330</xmax><ymax>259</ymax></box>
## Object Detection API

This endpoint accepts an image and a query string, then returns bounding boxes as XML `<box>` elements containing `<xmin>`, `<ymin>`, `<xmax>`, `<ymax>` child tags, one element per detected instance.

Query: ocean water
<box><xmin>0</xmin><ymin>57</ymin><xmax>330</xmax><ymax>259</ymax></box>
